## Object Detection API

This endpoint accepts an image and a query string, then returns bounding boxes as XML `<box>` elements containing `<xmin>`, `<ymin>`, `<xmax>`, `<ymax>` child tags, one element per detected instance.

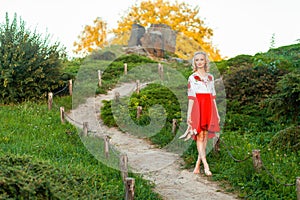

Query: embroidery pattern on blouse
<box><xmin>193</xmin><ymin>74</ymin><xmax>213</xmax><ymax>88</ymax></box>
<box><xmin>188</xmin><ymin>73</ymin><xmax>216</xmax><ymax>98</ymax></box>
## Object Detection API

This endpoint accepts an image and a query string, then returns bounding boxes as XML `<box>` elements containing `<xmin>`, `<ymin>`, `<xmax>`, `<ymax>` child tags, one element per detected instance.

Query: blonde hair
<box><xmin>192</xmin><ymin>51</ymin><xmax>210</xmax><ymax>72</ymax></box>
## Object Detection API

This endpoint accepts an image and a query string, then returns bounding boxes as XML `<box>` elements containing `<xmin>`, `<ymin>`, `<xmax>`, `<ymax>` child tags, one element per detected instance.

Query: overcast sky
<box><xmin>1</xmin><ymin>0</ymin><xmax>299</xmax><ymax>59</ymax></box>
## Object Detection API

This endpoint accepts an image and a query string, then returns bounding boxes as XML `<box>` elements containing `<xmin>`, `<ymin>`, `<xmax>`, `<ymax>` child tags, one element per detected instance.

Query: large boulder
<box><xmin>128</xmin><ymin>24</ymin><xmax>146</xmax><ymax>47</ymax></box>
<box><xmin>141</xmin><ymin>30</ymin><xmax>164</xmax><ymax>57</ymax></box>
<box><xmin>127</xmin><ymin>23</ymin><xmax>176</xmax><ymax>58</ymax></box>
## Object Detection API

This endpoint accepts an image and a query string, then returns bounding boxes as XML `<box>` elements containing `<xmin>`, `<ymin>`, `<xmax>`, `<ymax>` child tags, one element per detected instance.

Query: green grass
<box><xmin>207</xmin><ymin>131</ymin><xmax>299</xmax><ymax>199</ymax></box>
<box><xmin>0</xmin><ymin>98</ymin><xmax>162</xmax><ymax>199</ymax></box>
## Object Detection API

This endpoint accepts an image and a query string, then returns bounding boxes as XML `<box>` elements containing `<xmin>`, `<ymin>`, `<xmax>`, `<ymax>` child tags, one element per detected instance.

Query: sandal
<box><xmin>179</xmin><ymin>126</ymin><xmax>191</xmax><ymax>139</ymax></box>
<box><xmin>184</xmin><ymin>129</ymin><xmax>197</xmax><ymax>141</ymax></box>
<box><xmin>179</xmin><ymin>126</ymin><xmax>196</xmax><ymax>141</ymax></box>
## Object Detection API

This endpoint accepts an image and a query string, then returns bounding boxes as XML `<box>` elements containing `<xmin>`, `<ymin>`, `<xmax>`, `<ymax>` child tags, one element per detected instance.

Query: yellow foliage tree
<box><xmin>73</xmin><ymin>17</ymin><xmax>108</xmax><ymax>56</ymax></box>
<box><xmin>111</xmin><ymin>0</ymin><xmax>222</xmax><ymax>61</ymax></box>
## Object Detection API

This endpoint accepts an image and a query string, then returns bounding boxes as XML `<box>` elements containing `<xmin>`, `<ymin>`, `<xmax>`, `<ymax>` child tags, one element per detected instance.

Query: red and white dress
<box><xmin>187</xmin><ymin>72</ymin><xmax>220</xmax><ymax>141</ymax></box>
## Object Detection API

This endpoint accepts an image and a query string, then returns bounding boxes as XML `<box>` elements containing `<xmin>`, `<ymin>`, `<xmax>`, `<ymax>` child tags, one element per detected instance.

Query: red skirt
<box><xmin>190</xmin><ymin>94</ymin><xmax>220</xmax><ymax>141</ymax></box>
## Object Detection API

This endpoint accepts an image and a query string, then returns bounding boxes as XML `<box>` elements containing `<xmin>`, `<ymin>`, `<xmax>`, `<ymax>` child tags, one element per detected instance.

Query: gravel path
<box><xmin>67</xmin><ymin>82</ymin><xmax>238</xmax><ymax>200</ymax></box>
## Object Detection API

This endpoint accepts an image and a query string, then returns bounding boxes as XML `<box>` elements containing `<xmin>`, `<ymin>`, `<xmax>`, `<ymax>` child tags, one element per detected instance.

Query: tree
<box><xmin>111</xmin><ymin>0</ymin><xmax>222</xmax><ymax>60</ymax></box>
<box><xmin>0</xmin><ymin>13</ymin><xmax>66</xmax><ymax>103</ymax></box>
<box><xmin>73</xmin><ymin>17</ymin><xmax>108</xmax><ymax>56</ymax></box>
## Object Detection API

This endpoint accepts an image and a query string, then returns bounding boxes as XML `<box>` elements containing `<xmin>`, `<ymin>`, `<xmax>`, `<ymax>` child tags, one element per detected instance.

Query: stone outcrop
<box><xmin>128</xmin><ymin>24</ymin><xmax>146</xmax><ymax>47</ymax></box>
<box><xmin>127</xmin><ymin>24</ymin><xmax>176</xmax><ymax>58</ymax></box>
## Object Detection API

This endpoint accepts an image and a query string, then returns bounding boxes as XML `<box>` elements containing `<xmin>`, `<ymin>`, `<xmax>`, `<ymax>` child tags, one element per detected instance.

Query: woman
<box><xmin>185</xmin><ymin>51</ymin><xmax>220</xmax><ymax>176</ymax></box>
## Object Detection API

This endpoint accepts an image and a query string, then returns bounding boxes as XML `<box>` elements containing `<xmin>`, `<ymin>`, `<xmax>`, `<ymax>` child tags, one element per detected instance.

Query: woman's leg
<box><xmin>193</xmin><ymin>132</ymin><xmax>202</xmax><ymax>174</ymax></box>
<box><xmin>193</xmin><ymin>155</ymin><xmax>201</xmax><ymax>174</ymax></box>
<box><xmin>193</xmin><ymin>131</ymin><xmax>204</xmax><ymax>174</ymax></box>
<box><xmin>201</xmin><ymin>131</ymin><xmax>212</xmax><ymax>176</ymax></box>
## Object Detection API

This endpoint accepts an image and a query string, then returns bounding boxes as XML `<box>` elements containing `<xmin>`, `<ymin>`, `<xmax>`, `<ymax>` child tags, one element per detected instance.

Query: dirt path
<box><xmin>68</xmin><ymin>83</ymin><xmax>238</xmax><ymax>200</ymax></box>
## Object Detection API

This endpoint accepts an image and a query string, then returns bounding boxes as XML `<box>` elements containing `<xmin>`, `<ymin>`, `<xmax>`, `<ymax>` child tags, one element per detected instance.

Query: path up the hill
<box><xmin>67</xmin><ymin>82</ymin><xmax>238</xmax><ymax>200</ymax></box>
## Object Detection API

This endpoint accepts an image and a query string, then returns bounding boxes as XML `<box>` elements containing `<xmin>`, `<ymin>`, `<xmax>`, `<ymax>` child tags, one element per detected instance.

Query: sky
<box><xmin>1</xmin><ymin>0</ymin><xmax>299</xmax><ymax>59</ymax></box>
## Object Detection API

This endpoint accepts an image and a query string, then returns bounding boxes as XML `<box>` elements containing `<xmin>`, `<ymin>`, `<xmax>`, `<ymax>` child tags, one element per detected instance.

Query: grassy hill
<box><xmin>0</xmin><ymin>99</ymin><xmax>161</xmax><ymax>199</ymax></box>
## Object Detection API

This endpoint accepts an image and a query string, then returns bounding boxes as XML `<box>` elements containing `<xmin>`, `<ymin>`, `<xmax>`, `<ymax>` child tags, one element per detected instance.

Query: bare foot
<box><xmin>193</xmin><ymin>161</ymin><xmax>201</xmax><ymax>174</ymax></box>
<box><xmin>204</xmin><ymin>168</ymin><xmax>212</xmax><ymax>176</ymax></box>
<box><xmin>193</xmin><ymin>168</ymin><xmax>200</xmax><ymax>174</ymax></box>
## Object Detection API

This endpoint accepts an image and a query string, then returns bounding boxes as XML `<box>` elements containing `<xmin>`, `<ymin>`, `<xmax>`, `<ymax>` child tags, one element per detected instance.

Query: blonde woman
<box><xmin>185</xmin><ymin>51</ymin><xmax>220</xmax><ymax>176</ymax></box>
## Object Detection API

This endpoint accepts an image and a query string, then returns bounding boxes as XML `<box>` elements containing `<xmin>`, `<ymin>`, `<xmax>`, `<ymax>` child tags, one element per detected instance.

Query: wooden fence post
<box><xmin>98</xmin><ymin>70</ymin><xmax>102</xmax><ymax>87</ymax></box>
<box><xmin>60</xmin><ymin>107</ymin><xmax>65</xmax><ymax>124</ymax></box>
<box><xmin>115</xmin><ymin>92</ymin><xmax>120</xmax><ymax>102</ymax></box>
<box><xmin>125</xmin><ymin>178</ymin><xmax>135</xmax><ymax>200</ymax></box>
<box><xmin>104</xmin><ymin>135</ymin><xmax>110</xmax><ymax>159</ymax></box>
<box><xmin>136</xmin><ymin>80</ymin><xmax>140</xmax><ymax>94</ymax></box>
<box><xmin>48</xmin><ymin>92</ymin><xmax>53</xmax><ymax>110</ymax></box>
<box><xmin>252</xmin><ymin>149</ymin><xmax>263</xmax><ymax>172</ymax></box>
<box><xmin>120</xmin><ymin>154</ymin><xmax>128</xmax><ymax>183</ymax></box>
<box><xmin>158</xmin><ymin>63</ymin><xmax>161</xmax><ymax>75</ymax></box>
<box><xmin>158</xmin><ymin>63</ymin><xmax>164</xmax><ymax>80</ymax></box>
<box><xmin>214</xmin><ymin>136</ymin><xmax>221</xmax><ymax>153</ymax></box>
<box><xmin>137</xmin><ymin>106</ymin><xmax>142</xmax><ymax>119</ymax></box>
<box><xmin>297</xmin><ymin>177</ymin><xmax>300</xmax><ymax>200</ymax></box>
<box><xmin>124</xmin><ymin>63</ymin><xmax>127</xmax><ymax>75</ymax></box>
<box><xmin>172</xmin><ymin>119</ymin><xmax>177</xmax><ymax>135</ymax></box>
<box><xmin>69</xmin><ymin>79</ymin><xmax>73</xmax><ymax>96</ymax></box>
<box><xmin>83</xmin><ymin>122</ymin><xmax>88</xmax><ymax>136</ymax></box>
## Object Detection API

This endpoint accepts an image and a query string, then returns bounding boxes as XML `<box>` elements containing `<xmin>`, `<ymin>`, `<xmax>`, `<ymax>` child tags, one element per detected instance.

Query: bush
<box><xmin>100</xmin><ymin>83</ymin><xmax>184</xmax><ymax>147</ymax></box>
<box><xmin>262</xmin><ymin>70</ymin><xmax>300</xmax><ymax>124</ymax></box>
<box><xmin>269</xmin><ymin>125</ymin><xmax>300</xmax><ymax>152</ymax></box>
<box><xmin>223</xmin><ymin>65</ymin><xmax>286</xmax><ymax>106</ymax></box>
<box><xmin>0</xmin><ymin>153</ymin><xmax>129</xmax><ymax>199</ymax></box>
<box><xmin>90</xmin><ymin>50</ymin><xmax>116</xmax><ymax>60</ymax></box>
<box><xmin>114</xmin><ymin>54</ymin><xmax>156</xmax><ymax>64</ymax></box>
<box><xmin>100</xmin><ymin>100</ymin><xmax>116</xmax><ymax>127</ymax></box>
<box><xmin>0</xmin><ymin>13</ymin><xmax>66</xmax><ymax>103</ymax></box>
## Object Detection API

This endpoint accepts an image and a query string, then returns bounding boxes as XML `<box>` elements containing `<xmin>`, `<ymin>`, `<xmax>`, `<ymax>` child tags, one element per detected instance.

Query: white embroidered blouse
<box><xmin>187</xmin><ymin>72</ymin><xmax>216</xmax><ymax>100</ymax></box>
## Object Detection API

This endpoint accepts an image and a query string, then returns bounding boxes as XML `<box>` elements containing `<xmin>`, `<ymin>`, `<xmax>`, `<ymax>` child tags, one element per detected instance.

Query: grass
<box><xmin>0</xmin><ymin>97</ymin><xmax>162</xmax><ymax>199</ymax></box>
<box><xmin>206</xmin><ymin>130</ymin><xmax>299</xmax><ymax>199</ymax></box>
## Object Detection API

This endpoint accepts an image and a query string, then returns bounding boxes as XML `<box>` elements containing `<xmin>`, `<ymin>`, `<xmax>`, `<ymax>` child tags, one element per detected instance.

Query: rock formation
<box><xmin>127</xmin><ymin>24</ymin><xmax>176</xmax><ymax>58</ymax></box>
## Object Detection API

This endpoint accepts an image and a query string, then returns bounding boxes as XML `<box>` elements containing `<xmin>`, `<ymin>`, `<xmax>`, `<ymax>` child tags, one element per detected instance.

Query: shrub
<box><xmin>262</xmin><ymin>70</ymin><xmax>300</xmax><ymax>124</ymax></box>
<box><xmin>100</xmin><ymin>100</ymin><xmax>116</xmax><ymax>127</ymax></box>
<box><xmin>114</xmin><ymin>54</ymin><xmax>156</xmax><ymax>64</ymax></box>
<box><xmin>223</xmin><ymin>65</ymin><xmax>286</xmax><ymax>106</ymax></box>
<box><xmin>269</xmin><ymin>125</ymin><xmax>300</xmax><ymax>152</ymax></box>
<box><xmin>0</xmin><ymin>13</ymin><xmax>66</xmax><ymax>103</ymax></box>
<box><xmin>0</xmin><ymin>154</ymin><xmax>125</xmax><ymax>199</ymax></box>
<box><xmin>90</xmin><ymin>50</ymin><xmax>116</xmax><ymax>60</ymax></box>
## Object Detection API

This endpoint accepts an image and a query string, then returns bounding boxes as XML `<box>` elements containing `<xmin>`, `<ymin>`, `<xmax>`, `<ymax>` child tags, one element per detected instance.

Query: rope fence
<box><xmin>53</xmin><ymin>84</ymin><xmax>69</xmax><ymax>96</ymax></box>
<box><xmin>219</xmin><ymin>138</ymin><xmax>252</xmax><ymax>162</ymax></box>
<box><xmin>48</xmin><ymin>76</ymin><xmax>136</xmax><ymax>199</ymax></box>
<box><xmin>46</xmin><ymin>63</ymin><xmax>299</xmax><ymax>199</ymax></box>
<box><xmin>218</xmin><ymin>138</ymin><xmax>297</xmax><ymax>187</ymax></box>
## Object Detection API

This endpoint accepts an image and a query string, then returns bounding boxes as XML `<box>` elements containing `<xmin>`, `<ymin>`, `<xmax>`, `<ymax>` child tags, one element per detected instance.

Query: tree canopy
<box><xmin>74</xmin><ymin>0</ymin><xmax>222</xmax><ymax>61</ymax></box>
<box><xmin>73</xmin><ymin>17</ymin><xmax>107</xmax><ymax>56</ymax></box>
<box><xmin>111</xmin><ymin>0</ymin><xmax>222</xmax><ymax>60</ymax></box>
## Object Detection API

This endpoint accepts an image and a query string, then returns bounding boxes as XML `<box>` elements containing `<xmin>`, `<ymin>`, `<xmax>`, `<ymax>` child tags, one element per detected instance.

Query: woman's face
<box><xmin>194</xmin><ymin>54</ymin><xmax>206</xmax><ymax>69</ymax></box>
